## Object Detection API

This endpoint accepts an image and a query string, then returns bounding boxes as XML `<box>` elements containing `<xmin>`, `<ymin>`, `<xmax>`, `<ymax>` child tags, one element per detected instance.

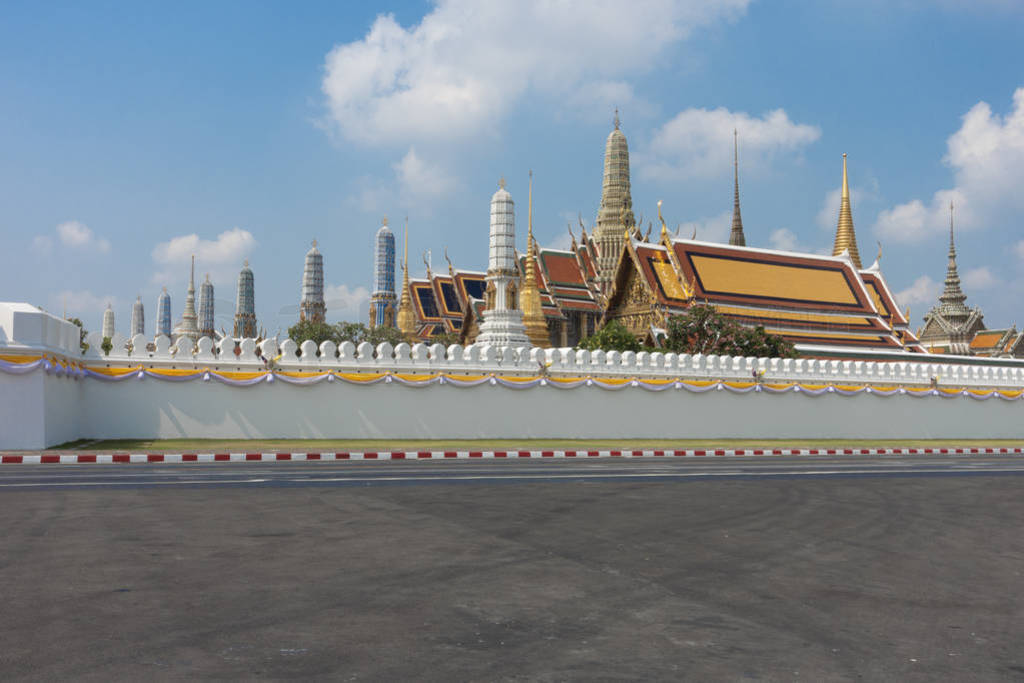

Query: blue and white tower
<box><xmin>234</xmin><ymin>260</ymin><xmax>257</xmax><ymax>338</ymax></box>
<box><xmin>198</xmin><ymin>274</ymin><xmax>215</xmax><ymax>339</ymax></box>
<box><xmin>130</xmin><ymin>296</ymin><xmax>145</xmax><ymax>337</ymax></box>
<box><xmin>369</xmin><ymin>217</ymin><xmax>396</xmax><ymax>328</ymax></box>
<box><xmin>156</xmin><ymin>287</ymin><xmax>172</xmax><ymax>339</ymax></box>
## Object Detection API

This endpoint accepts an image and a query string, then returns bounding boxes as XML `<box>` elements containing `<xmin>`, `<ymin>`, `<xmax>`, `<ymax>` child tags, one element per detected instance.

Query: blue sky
<box><xmin>3</xmin><ymin>0</ymin><xmax>1024</xmax><ymax>337</ymax></box>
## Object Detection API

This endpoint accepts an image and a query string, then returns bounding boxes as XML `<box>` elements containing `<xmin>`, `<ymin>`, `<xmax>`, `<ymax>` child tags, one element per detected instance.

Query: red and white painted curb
<box><xmin>1</xmin><ymin>446</ymin><xmax>1022</xmax><ymax>464</ymax></box>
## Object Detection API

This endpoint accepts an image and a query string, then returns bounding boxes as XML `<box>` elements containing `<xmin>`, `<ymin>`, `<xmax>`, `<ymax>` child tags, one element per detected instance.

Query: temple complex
<box><xmin>600</xmin><ymin>156</ymin><xmax>925</xmax><ymax>355</ymax></box>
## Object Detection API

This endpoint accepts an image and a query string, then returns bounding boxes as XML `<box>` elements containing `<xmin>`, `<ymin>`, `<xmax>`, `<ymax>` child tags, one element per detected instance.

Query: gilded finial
<box><xmin>382</xmin><ymin>215</ymin><xmax>388</xmax><ymax>226</ymax></box>
<box><xmin>657</xmin><ymin>200</ymin><xmax>668</xmax><ymax>240</ymax></box>
<box><xmin>567</xmin><ymin>223</ymin><xmax>577</xmax><ymax>250</ymax></box>
<box><xmin>243</xmin><ymin>258</ymin><xmax>249</xmax><ymax>268</ymax></box>
<box><xmin>444</xmin><ymin>246</ymin><xmax>454</xmax><ymax>278</ymax></box>
<box><xmin>498</xmin><ymin>176</ymin><xmax>506</xmax><ymax>190</ymax></box>
<box><xmin>613</xmin><ymin>108</ymin><xmax>620</xmax><ymax>130</ymax></box>
<box><xmin>312</xmin><ymin>238</ymin><xmax>317</xmax><ymax>248</ymax></box>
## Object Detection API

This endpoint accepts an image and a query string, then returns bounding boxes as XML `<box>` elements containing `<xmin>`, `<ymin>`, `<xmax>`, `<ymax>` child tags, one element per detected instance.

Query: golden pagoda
<box><xmin>396</xmin><ymin>217</ymin><xmax>417</xmax><ymax>339</ymax></box>
<box><xmin>521</xmin><ymin>171</ymin><xmax>551</xmax><ymax>347</ymax></box>
<box><xmin>832</xmin><ymin>153</ymin><xmax>862</xmax><ymax>268</ymax></box>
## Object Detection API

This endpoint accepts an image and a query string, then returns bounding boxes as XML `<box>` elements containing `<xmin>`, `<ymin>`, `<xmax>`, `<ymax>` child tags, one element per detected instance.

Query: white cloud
<box><xmin>1015</xmin><ymin>240</ymin><xmax>1024</xmax><ymax>260</ymax></box>
<box><xmin>895</xmin><ymin>275</ymin><xmax>940</xmax><ymax>311</ymax></box>
<box><xmin>49</xmin><ymin>290</ymin><xmax>118</xmax><ymax>320</ymax></box>
<box><xmin>323</xmin><ymin>284</ymin><xmax>370</xmax><ymax>322</ymax></box>
<box><xmin>151</xmin><ymin>227</ymin><xmax>256</xmax><ymax>286</ymax></box>
<box><xmin>767</xmin><ymin>227</ymin><xmax>831</xmax><ymax>255</ymax></box>
<box><xmin>678</xmin><ymin>210</ymin><xmax>731</xmax><ymax>243</ymax></box>
<box><xmin>393</xmin><ymin>147</ymin><xmax>457</xmax><ymax>200</ymax></box>
<box><xmin>963</xmin><ymin>266</ymin><xmax>995</xmax><ymax>290</ymax></box>
<box><xmin>640</xmin><ymin>107</ymin><xmax>820</xmax><ymax>181</ymax></box>
<box><xmin>32</xmin><ymin>235</ymin><xmax>53</xmax><ymax>254</ymax></box>
<box><xmin>36</xmin><ymin>220</ymin><xmax>111</xmax><ymax>253</ymax></box>
<box><xmin>874</xmin><ymin>88</ymin><xmax>1024</xmax><ymax>244</ymax></box>
<box><xmin>321</xmin><ymin>0</ymin><xmax>749</xmax><ymax>146</ymax></box>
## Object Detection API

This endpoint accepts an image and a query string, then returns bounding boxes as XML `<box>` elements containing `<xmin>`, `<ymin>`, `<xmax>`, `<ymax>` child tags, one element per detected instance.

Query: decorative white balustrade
<box><xmin>71</xmin><ymin>334</ymin><xmax>1024</xmax><ymax>390</ymax></box>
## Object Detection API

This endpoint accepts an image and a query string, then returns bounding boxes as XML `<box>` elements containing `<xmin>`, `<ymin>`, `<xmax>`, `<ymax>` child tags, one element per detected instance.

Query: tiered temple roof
<box><xmin>603</xmin><ymin>231</ymin><xmax>924</xmax><ymax>355</ymax></box>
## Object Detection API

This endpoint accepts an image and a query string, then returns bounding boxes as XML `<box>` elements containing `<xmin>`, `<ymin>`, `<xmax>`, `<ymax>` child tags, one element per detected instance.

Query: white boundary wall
<box><xmin>3</xmin><ymin>302</ymin><xmax>1024</xmax><ymax>448</ymax></box>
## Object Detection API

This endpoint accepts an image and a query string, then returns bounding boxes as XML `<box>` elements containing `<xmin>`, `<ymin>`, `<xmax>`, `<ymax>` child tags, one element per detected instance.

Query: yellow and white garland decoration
<box><xmin>2</xmin><ymin>353</ymin><xmax>1023</xmax><ymax>401</ymax></box>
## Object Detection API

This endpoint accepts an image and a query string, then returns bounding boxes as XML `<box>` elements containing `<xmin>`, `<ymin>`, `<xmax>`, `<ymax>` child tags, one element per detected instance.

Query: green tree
<box><xmin>663</xmin><ymin>304</ymin><xmax>796</xmax><ymax>358</ymax></box>
<box><xmin>577</xmin><ymin>320</ymin><xmax>643</xmax><ymax>353</ymax></box>
<box><xmin>335</xmin><ymin>321</ymin><xmax>368</xmax><ymax>343</ymax></box>
<box><xmin>364</xmin><ymin>324</ymin><xmax>409</xmax><ymax>347</ymax></box>
<box><xmin>68</xmin><ymin>317</ymin><xmax>88</xmax><ymax>353</ymax></box>
<box><xmin>287</xmin><ymin>320</ymin><xmax>338</xmax><ymax>352</ymax></box>
<box><xmin>100</xmin><ymin>336</ymin><xmax>113</xmax><ymax>356</ymax></box>
<box><xmin>429</xmin><ymin>330</ymin><xmax>461</xmax><ymax>347</ymax></box>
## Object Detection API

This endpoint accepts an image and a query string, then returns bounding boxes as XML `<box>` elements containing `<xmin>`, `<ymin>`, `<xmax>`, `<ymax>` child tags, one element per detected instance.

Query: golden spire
<box><xmin>396</xmin><ymin>216</ymin><xmax>416</xmax><ymax>339</ymax></box>
<box><xmin>729</xmin><ymin>129</ymin><xmax>746</xmax><ymax>246</ymax></box>
<box><xmin>832</xmin><ymin>153</ymin><xmax>862</xmax><ymax>268</ymax></box>
<box><xmin>658</xmin><ymin>200</ymin><xmax>668</xmax><ymax>240</ymax></box>
<box><xmin>521</xmin><ymin>170</ymin><xmax>549</xmax><ymax>347</ymax></box>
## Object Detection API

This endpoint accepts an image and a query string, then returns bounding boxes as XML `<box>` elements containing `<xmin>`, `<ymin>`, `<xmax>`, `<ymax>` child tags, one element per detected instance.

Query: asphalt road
<box><xmin>2</xmin><ymin>456</ymin><xmax>1023</xmax><ymax>680</ymax></box>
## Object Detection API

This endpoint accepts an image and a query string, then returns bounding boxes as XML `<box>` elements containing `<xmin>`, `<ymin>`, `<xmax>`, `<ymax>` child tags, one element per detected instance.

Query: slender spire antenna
<box><xmin>729</xmin><ymin>129</ymin><xmax>746</xmax><ymax>246</ymax></box>
<box><xmin>528</xmin><ymin>170</ymin><xmax>534</xmax><ymax>243</ymax></box>
<box><xmin>613</xmin><ymin>108</ymin><xmax>620</xmax><ymax>130</ymax></box>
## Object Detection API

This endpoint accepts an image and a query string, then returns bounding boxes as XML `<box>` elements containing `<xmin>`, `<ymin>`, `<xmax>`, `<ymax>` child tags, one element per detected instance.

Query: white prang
<box><xmin>476</xmin><ymin>181</ymin><xmax>529</xmax><ymax>348</ymax></box>
<box><xmin>102</xmin><ymin>303</ymin><xmax>115</xmax><ymax>339</ymax></box>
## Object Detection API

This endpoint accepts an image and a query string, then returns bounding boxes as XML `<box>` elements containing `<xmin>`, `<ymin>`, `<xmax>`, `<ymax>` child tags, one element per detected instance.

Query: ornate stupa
<box><xmin>130</xmin><ymin>296</ymin><xmax>145</xmax><ymax>337</ymax></box>
<box><xmin>832</xmin><ymin>154</ymin><xmax>862</xmax><ymax>268</ymax></box>
<box><xmin>234</xmin><ymin>260</ymin><xmax>257</xmax><ymax>338</ymax></box>
<box><xmin>520</xmin><ymin>172</ymin><xmax>551</xmax><ymax>347</ymax></box>
<box><xmin>918</xmin><ymin>202</ymin><xmax>986</xmax><ymax>354</ymax></box>
<box><xmin>593</xmin><ymin>109</ymin><xmax>635</xmax><ymax>294</ymax></box>
<box><xmin>198</xmin><ymin>274</ymin><xmax>215</xmax><ymax>339</ymax></box>
<box><xmin>396</xmin><ymin>218</ymin><xmax>416</xmax><ymax>339</ymax></box>
<box><xmin>369</xmin><ymin>217</ymin><xmax>397</xmax><ymax>328</ymax></box>
<box><xmin>156</xmin><ymin>287</ymin><xmax>171</xmax><ymax>339</ymax></box>
<box><xmin>729</xmin><ymin>129</ymin><xmax>746</xmax><ymax>247</ymax></box>
<box><xmin>476</xmin><ymin>178</ymin><xmax>529</xmax><ymax>347</ymax></box>
<box><xmin>300</xmin><ymin>240</ymin><xmax>326</xmax><ymax>323</ymax></box>
<box><xmin>101</xmin><ymin>303</ymin><xmax>115</xmax><ymax>339</ymax></box>
<box><xmin>173</xmin><ymin>255</ymin><xmax>200</xmax><ymax>343</ymax></box>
